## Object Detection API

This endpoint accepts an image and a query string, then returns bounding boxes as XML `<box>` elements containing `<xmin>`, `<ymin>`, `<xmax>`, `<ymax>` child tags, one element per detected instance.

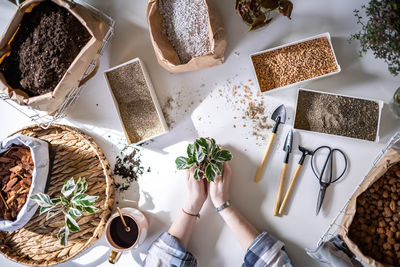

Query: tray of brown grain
<box><xmin>0</xmin><ymin>124</ymin><xmax>114</xmax><ymax>266</ymax></box>
<box><xmin>250</xmin><ymin>32</ymin><xmax>341</xmax><ymax>93</ymax></box>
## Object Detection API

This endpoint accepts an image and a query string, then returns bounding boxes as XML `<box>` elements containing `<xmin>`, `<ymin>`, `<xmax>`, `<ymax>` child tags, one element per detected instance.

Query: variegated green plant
<box><xmin>30</xmin><ymin>177</ymin><xmax>98</xmax><ymax>246</ymax></box>
<box><xmin>175</xmin><ymin>138</ymin><xmax>232</xmax><ymax>182</ymax></box>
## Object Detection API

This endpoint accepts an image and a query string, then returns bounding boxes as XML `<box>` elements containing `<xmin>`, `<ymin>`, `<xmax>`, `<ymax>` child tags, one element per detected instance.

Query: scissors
<box><xmin>311</xmin><ymin>146</ymin><xmax>348</xmax><ymax>215</ymax></box>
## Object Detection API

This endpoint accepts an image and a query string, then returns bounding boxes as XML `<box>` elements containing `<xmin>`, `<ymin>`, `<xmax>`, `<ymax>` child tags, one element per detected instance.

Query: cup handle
<box><xmin>108</xmin><ymin>249</ymin><xmax>122</xmax><ymax>264</ymax></box>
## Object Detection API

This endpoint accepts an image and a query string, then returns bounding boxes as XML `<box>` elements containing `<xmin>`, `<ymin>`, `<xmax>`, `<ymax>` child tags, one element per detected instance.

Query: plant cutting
<box><xmin>175</xmin><ymin>138</ymin><xmax>232</xmax><ymax>182</ymax></box>
<box><xmin>30</xmin><ymin>177</ymin><xmax>98</xmax><ymax>245</ymax></box>
<box><xmin>350</xmin><ymin>0</ymin><xmax>400</xmax><ymax>76</ymax></box>
<box><xmin>235</xmin><ymin>0</ymin><xmax>293</xmax><ymax>31</ymax></box>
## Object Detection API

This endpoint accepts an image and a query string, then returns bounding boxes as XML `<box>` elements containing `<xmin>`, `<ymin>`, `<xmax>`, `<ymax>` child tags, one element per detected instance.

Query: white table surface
<box><xmin>0</xmin><ymin>0</ymin><xmax>399</xmax><ymax>266</ymax></box>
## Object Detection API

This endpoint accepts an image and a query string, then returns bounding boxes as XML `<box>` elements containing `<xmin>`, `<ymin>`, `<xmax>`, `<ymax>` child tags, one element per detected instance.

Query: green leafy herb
<box><xmin>175</xmin><ymin>138</ymin><xmax>232</xmax><ymax>182</ymax></box>
<box><xmin>31</xmin><ymin>177</ymin><xmax>98</xmax><ymax>246</ymax></box>
<box><xmin>350</xmin><ymin>0</ymin><xmax>400</xmax><ymax>76</ymax></box>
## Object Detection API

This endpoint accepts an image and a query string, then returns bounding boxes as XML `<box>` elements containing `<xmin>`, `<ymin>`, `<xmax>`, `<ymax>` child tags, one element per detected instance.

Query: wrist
<box><xmin>183</xmin><ymin>200</ymin><xmax>203</xmax><ymax>215</ymax></box>
<box><xmin>212</xmin><ymin>197</ymin><xmax>229</xmax><ymax>208</ymax></box>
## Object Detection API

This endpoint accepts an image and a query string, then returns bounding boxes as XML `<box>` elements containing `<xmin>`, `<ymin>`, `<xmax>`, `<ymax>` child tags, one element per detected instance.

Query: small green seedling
<box><xmin>31</xmin><ymin>177</ymin><xmax>98</xmax><ymax>246</ymax></box>
<box><xmin>175</xmin><ymin>138</ymin><xmax>232</xmax><ymax>182</ymax></box>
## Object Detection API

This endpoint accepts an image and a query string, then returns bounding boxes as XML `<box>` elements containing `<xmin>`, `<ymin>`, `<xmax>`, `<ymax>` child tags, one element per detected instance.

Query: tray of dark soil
<box><xmin>0</xmin><ymin>0</ymin><xmax>114</xmax><ymax>114</ymax></box>
<box><xmin>0</xmin><ymin>124</ymin><xmax>114</xmax><ymax>266</ymax></box>
<box><xmin>294</xmin><ymin>88</ymin><xmax>382</xmax><ymax>142</ymax></box>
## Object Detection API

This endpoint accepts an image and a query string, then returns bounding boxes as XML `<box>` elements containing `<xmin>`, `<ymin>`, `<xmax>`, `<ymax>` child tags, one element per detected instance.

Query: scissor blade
<box><xmin>316</xmin><ymin>186</ymin><xmax>327</xmax><ymax>215</ymax></box>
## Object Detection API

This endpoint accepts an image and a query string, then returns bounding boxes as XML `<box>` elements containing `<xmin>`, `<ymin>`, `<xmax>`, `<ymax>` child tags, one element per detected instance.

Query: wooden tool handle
<box><xmin>274</xmin><ymin>163</ymin><xmax>288</xmax><ymax>216</ymax></box>
<box><xmin>254</xmin><ymin>133</ymin><xmax>276</xmax><ymax>183</ymax></box>
<box><xmin>278</xmin><ymin>164</ymin><xmax>302</xmax><ymax>215</ymax></box>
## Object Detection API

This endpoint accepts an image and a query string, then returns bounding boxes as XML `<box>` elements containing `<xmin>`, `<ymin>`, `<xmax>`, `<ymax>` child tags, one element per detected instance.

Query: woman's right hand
<box><xmin>209</xmin><ymin>162</ymin><xmax>232</xmax><ymax>208</ymax></box>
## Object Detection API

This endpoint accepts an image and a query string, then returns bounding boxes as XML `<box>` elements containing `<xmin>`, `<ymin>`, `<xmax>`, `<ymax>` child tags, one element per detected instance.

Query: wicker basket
<box><xmin>0</xmin><ymin>124</ymin><xmax>114</xmax><ymax>266</ymax></box>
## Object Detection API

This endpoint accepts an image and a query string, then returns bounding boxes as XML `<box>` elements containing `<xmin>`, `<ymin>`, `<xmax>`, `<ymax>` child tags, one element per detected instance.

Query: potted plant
<box><xmin>175</xmin><ymin>138</ymin><xmax>232</xmax><ymax>182</ymax></box>
<box><xmin>31</xmin><ymin>177</ymin><xmax>98</xmax><ymax>245</ymax></box>
<box><xmin>350</xmin><ymin>0</ymin><xmax>400</xmax><ymax>76</ymax></box>
<box><xmin>235</xmin><ymin>0</ymin><xmax>293</xmax><ymax>31</ymax></box>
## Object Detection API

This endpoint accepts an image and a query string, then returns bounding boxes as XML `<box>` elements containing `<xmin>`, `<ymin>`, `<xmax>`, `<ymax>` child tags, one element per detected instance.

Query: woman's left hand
<box><xmin>184</xmin><ymin>167</ymin><xmax>209</xmax><ymax>215</ymax></box>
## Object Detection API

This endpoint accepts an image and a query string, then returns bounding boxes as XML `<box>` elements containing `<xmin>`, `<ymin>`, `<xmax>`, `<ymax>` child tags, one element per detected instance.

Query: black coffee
<box><xmin>110</xmin><ymin>215</ymin><xmax>139</xmax><ymax>248</ymax></box>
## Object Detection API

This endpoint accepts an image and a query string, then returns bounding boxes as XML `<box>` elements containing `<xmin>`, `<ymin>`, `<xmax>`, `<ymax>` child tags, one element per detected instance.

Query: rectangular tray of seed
<box><xmin>104</xmin><ymin>58</ymin><xmax>168</xmax><ymax>145</ymax></box>
<box><xmin>293</xmin><ymin>88</ymin><xmax>383</xmax><ymax>142</ymax></box>
<box><xmin>250</xmin><ymin>32</ymin><xmax>341</xmax><ymax>93</ymax></box>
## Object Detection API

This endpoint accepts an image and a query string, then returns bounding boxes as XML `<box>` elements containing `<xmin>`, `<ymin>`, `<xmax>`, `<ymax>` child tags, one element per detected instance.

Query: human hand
<box><xmin>183</xmin><ymin>167</ymin><xmax>209</xmax><ymax>214</ymax></box>
<box><xmin>209</xmin><ymin>162</ymin><xmax>232</xmax><ymax>208</ymax></box>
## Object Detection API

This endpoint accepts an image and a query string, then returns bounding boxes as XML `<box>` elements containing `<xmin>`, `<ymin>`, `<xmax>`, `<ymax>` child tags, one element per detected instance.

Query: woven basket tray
<box><xmin>0</xmin><ymin>124</ymin><xmax>114</xmax><ymax>266</ymax></box>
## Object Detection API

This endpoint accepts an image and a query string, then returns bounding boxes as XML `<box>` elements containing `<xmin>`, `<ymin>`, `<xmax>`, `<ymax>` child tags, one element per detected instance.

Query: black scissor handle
<box><xmin>311</xmin><ymin>146</ymin><xmax>348</xmax><ymax>184</ymax></box>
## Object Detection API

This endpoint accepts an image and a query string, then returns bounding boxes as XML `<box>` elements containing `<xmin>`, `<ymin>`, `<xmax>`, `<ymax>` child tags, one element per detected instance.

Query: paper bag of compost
<box><xmin>337</xmin><ymin>132</ymin><xmax>400</xmax><ymax>267</ymax></box>
<box><xmin>0</xmin><ymin>134</ymin><xmax>52</xmax><ymax>232</ymax></box>
<box><xmin>147</xmin><ymin>0</ymin><xmax>227</xmax><ymax>74</ymax></box>
<box><xmin>0</xmin><ymin>0</ymin><xmax>112</xmax><ymax>114</ymax></box>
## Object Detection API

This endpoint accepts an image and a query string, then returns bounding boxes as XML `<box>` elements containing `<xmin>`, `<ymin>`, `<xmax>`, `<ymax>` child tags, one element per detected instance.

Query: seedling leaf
<box><xmin>57</xmin><ymin>226</ymin><xmax>69</xmax><ymax>246</ymax></box>
<box><xmin>215</xmin><ymin>150</ymin><xmax>233</xmax><ymax>162</ymax></box>
<box><xmin>205</xmin><ymin>163</ymin><xmax>217</xmax><ymax>182</ymax></box>
<box><xmin>73</xmin><ymin>177</ymin><xmax>87</xmax><ymax>195</ymax></box>
<box><xmin>71</xmin><ymin>194</ymin><xmax>98</xmax><ymax>207</ymax></box>
<box><xmin>194</xmin><ymin>167</ymin><xmax>200</xmax><ymax>180</ymax></box>
<box><xmin>65</xmin><ymin>212</ymin><xmax>80</xmax><ymax>232</ymax></box>
<box><xmin>176</xmin><ymin>156</ymin><xmax>189</xmax><ymax>169</ymax></box>
<box><xmin>68</xmin><ymin>207</ymin><xmax>83</xmax><ymax>219</ymax></box>
<box><xmin>61</xmin><ymin>177</ymin><xmax>76</xmax><ymax>198</ymax></box>
<box><xmin>31</xmin><ymin>193</ymin><xmax>53</xmax><ymax>208</ymax></box>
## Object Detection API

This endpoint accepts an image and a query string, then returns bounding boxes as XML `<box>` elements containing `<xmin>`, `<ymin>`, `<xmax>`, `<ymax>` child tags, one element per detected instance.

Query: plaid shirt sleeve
<box><xmin>243</xmin><ymin>232</ymin><xmax>293</xmax><ymax>267</ymax></box>
<box><xmin>143</xmin><ymin>232</ymin><xmax>198</xmax><ymax>267</ymax></box>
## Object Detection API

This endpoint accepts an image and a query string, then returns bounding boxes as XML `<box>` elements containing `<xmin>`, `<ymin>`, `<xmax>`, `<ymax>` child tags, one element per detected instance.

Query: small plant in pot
<box><xmin>31</xmin><ymin>177</ymin><xmax>98</xmax><ymax>245</ymax></box>
<box><xmin>175</xmin><ymin>138</ymin><xmax>232</xmax><ymax>182</ymax></box>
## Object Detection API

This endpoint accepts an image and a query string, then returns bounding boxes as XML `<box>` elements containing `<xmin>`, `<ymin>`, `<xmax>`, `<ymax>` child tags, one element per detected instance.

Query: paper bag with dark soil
<box><xmin>337</xmin><ymin>135</ymin><xmax>400</xmax><ymax>267</ymax></box>
<box><xmin>0</xmin><ymin>0</ymin><xmax>112</xmax><ymax>114</ymax></box>
<box><xmin>147</xmin><ymin>0</ymin><xmax>227</xmax><ymax>74</ymax></box>
<box><xmin>0</xmin><ymin>134</ymin><xmax>51</xmax><ymax>232</ymax></box>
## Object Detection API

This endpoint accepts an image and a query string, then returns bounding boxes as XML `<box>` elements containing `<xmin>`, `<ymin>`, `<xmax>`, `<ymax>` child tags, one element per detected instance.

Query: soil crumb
<box><xmin>114</xmin><ymin>146</ymin><xmax>145</xmax><ymax>192</ymax></box>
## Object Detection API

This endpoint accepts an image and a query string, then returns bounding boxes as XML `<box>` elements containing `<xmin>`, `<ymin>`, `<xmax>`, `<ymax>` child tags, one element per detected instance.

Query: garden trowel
<box><xmin>254</xmin><ymin>104</ymin><xmax>286</xmax><ymax>183</ymax></box>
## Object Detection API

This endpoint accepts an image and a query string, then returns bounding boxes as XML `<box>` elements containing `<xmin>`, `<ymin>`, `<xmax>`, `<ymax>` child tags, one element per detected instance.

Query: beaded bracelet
<box><xmin>182</xmin><ymin>208</ymin><xmax>200</xmax><ymax>219</ymax></box>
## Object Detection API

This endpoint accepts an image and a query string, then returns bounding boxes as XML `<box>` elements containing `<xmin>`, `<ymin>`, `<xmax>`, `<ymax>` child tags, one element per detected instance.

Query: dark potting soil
<box><xmin>110</xmin><ymin>215</ymin><xmax>139</xmax><ymax>248</ymax></box>
<box><xmin>294</xmin><ymin>90</ymin><xmax>379</xmax><ymax>141</ymax></box>
<box><xmin>0</xmin><ymin>1</ymin><xmax>91</xmax><ymax>97</ymax></box>
<box><xmin>114</xmin><ymin>147</ymin><xmax>145</xmax><ymax>192</ymax></box>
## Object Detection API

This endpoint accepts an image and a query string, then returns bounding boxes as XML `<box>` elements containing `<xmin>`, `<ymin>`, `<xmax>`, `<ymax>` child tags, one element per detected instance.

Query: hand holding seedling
<box><xmin>184</xmin><ymin>167</ymin><xmax>209</xmax><ymax>215</ymax></box>
<box><xmin>210</xmin><ymin>162</ymin><xmax>232</xmax><ymax>208</ymax></box>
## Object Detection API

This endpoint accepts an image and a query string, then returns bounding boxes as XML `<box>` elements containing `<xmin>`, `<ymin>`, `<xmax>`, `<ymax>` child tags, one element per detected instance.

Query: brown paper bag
<box><xmin>338</xmin><ymin>144</ymin><xmax>400</xmax><ymax>267</ymax></box>
<box><xmin>0</xmin><ymin>0</ymin><xmax>111</xmax><ymax>114</ymax></box>
<box><xmin>147</xmin><ymin>0</ymin><xmax>227</xmax><ymax>74</ymax></box>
